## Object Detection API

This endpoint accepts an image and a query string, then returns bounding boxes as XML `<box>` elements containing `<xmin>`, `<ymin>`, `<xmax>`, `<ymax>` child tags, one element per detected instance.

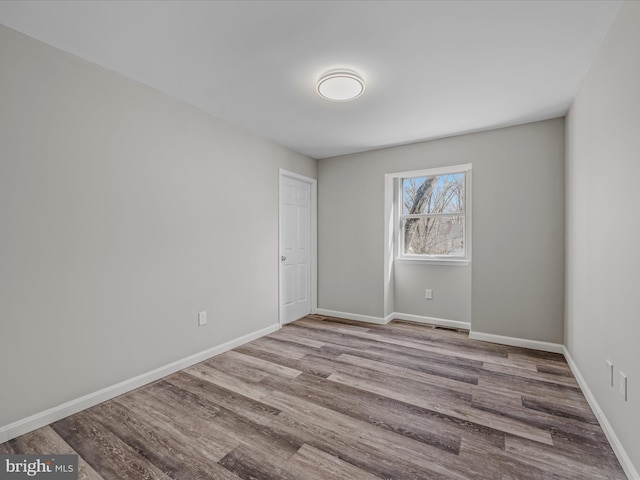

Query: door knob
<box><xmin>281</xmin><ymin>256</ymin><xmax>286</xmax><ymax>261</ymax></box>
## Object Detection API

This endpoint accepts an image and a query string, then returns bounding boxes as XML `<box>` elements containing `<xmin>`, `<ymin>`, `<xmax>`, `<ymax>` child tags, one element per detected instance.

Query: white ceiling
<box><xmin>0</xmin><ymin>1</ymin><xmax>621</xmax><ymax>159</ymax></box>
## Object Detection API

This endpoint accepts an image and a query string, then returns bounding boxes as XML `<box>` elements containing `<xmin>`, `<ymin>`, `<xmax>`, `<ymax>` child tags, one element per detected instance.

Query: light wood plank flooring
<box><xmin>0</xmin><ymin>315</ymin><xmax>626</xmax><ymax>479</ymax></box>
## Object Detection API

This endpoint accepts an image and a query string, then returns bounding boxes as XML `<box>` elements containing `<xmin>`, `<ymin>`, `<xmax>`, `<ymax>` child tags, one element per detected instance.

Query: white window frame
<box><xmin>392</xmin><ymin>164</ymin><xmax>472</xmax><ymax>266</ymax></box>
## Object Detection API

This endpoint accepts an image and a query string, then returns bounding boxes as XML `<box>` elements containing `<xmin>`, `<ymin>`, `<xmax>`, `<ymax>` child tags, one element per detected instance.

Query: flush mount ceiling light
<box><xmin>316</xmin><ymin>70</ymin><xmax>365</xmax><ymax>101</ymax></box>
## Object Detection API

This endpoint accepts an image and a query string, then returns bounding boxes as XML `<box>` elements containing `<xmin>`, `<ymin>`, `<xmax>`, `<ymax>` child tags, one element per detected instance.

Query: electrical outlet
<box><xmin>198</xmin><ymin>311</ymin><xmax>207</xmax><ymax>326</ymax></box>
<box><xmin>606</xmin><ymin>360</ymin><xmax>613</xmax><ymax>386</ymax></box>
<box><xmin>619</xmin><ymin>372</ymin><xmax>628</xmax><ymax>401</ymax></box>
<box><xmin>425</xmin><ymin>289</ymin><xmax>433</xmax><ymax>300</ymax></box>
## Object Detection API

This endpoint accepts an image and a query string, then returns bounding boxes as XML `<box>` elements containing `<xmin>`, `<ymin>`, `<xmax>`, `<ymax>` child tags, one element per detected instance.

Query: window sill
<box><xmin>395</xmin><ymin>257</ymin><xmax>470</xmax><ymax>267</ymax></box>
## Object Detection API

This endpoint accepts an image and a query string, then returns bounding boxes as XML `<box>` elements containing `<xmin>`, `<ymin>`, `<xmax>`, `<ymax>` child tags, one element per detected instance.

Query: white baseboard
<box><xmin>316</xmin><ymin>311</ymin><xmax>561</xmax><ymax>354</ymax></box>
<box><xmin>468</xmin><ymin>330</ymin><xmax>564</xmax><ymax>354</ymax></box>
<box><xmin>392</xmin><ymin>312</ymin><xmax>470</xmax><ymax>330</ymax></box>
<box><xmin>315</xmin><ymin>309</ymin><xmax>470</xmax><ymax>330</ymax></box>
<box><xmin>0</xmin><ymin>323</ymin><xmax>280</xmax><ymax>444</ymax></box>
<box><xmin>315</xmin><ymin>308</ymin><xmax>389</xmax><ymax>325</ymax></box>
<box><xmin>563</xmin><ymin>347</ymin><xmax>638</xmax><ymax>480</ymax></box>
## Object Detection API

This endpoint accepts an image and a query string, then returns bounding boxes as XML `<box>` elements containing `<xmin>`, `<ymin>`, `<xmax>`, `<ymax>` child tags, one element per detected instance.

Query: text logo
<box><xmin>0</xmin><ymin>455</ymin><xmax>78</xmax><ymax>480</ymax></box>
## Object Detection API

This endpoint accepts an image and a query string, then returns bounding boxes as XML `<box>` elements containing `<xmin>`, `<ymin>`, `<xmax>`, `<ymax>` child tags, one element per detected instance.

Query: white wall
<box><xmin>565</xmin><ymin>1</ymin><xmax>640</xmax><ymax>474</ymax></box>
<box><xmin>318</xmin><ymin>118</ymin><xmax>565</xmax><ymax>343</ymax></box>
<box><xmin>0</xmin><ymin>25</ymin><xmax>316</xmax><ymax>428</ymax></box>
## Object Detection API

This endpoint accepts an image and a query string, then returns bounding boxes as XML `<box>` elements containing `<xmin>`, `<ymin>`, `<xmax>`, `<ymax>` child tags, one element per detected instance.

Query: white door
<box><xmin>280</xmin><ymin>174</ymin><xmax>312</xmax><ymax>324</ymax></box>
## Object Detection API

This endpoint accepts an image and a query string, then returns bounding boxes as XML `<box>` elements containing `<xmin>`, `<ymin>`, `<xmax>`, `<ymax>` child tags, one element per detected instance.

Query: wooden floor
<box><xmin>0</xmin><ymin>315</ymin><xmax>626</xmax><ymax>479</ymax></box>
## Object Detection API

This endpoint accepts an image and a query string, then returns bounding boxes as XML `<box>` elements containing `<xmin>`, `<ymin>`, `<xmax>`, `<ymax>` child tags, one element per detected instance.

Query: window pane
<box><xmin>402</xmin><ymin>173</ymin><xmax>465</xmax><ymax>215</ymax></box>
<box><xmin>403</xmin><ymin>215</ymin><xmax>465</xmax><ymax>256</ymax></box>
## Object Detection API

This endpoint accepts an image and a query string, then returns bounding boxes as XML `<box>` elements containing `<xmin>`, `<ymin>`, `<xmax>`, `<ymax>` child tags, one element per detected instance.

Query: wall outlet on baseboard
<box><xmin>606</xmin><ymin>360</ymin><xmax>613</xmax><ymax>386</ymax></box>
<box><xmin>198</xmin><ymin>311</ymin><xmax>207</xmax><ymax>326</ymax></box>
<box><xmin>424</xmin><ymin>289</ymin><xmax>433</xmax><ymax>300</ymax></box>
<box><xmin>619</xmin><ymin>372</ymin><xmax>628</xmax><ymax>401</ymax></box>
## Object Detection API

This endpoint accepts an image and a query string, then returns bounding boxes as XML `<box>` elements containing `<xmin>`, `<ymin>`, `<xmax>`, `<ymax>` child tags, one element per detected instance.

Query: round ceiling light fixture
<box><xmin>316</xmin><ymin>70</ymin><xmax>365</xmax><ymax>101</ymax></box>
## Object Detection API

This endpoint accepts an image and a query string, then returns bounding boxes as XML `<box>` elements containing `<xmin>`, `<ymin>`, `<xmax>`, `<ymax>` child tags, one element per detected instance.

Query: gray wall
<box><xmin>471</xmin><ymin>120</ymin><xmax>565</xmax><ymax>342</ymax></box>
<box><xmin>394</xmin><ymin>264</ymin><xmax>471</xmax><ymax>323</ymax></box>
<box><xmin>319</xmin><ymin>118</ymin><xmax>565</xmax><ymax>342</ymax></box>
<box><xmin>565</xmin><ymin>1</ymin><xmax>640</xmax><ymax>472</ymax></box>
<box><xmin>0</xmin><ymin>25</ymin><xmax>316</xmax><ymax>428</ymax></box>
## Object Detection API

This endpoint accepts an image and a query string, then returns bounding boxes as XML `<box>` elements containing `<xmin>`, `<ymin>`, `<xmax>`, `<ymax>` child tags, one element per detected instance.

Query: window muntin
<box><xmin>400</xmin><ymin>172</ymin><xmax>466</xmax><ymax>257</ymax></box>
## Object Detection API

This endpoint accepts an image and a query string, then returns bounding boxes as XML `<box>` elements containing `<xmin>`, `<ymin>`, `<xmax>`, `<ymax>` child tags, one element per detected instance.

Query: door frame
<box><xmin>278</xmin><ymin>169</ymin><xmax>318</xmax><ymax>326</ymax></box>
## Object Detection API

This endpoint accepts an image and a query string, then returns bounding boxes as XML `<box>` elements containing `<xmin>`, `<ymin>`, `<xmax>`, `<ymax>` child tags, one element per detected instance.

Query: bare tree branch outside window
<box><xmin>402</xmin><ymin>173</ymin><xmax>465</xmax><ymax>256</ymax></box>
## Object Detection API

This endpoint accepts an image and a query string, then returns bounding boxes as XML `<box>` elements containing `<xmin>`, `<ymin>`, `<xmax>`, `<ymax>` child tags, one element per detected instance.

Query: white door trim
<box><xmin>278</xmin><ymin>169</ymin><xmax>317</xmax><ymax>326</ymax></box>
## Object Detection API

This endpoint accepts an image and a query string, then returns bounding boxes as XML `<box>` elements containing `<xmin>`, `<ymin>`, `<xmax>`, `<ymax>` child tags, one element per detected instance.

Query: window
<box><xmin>394</xmin><ymin>164</ymin><xmax>471</xmax><ymax>264</ymax></box>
